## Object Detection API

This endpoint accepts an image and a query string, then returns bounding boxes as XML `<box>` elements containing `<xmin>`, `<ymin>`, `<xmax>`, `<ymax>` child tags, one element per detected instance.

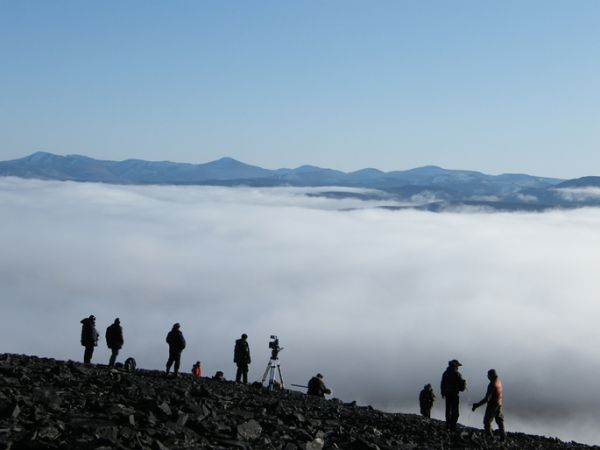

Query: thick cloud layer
<box><xmin>2</xmin><ymin>178</ymin><xmax>600</xmax><ymax>444</ymax></box>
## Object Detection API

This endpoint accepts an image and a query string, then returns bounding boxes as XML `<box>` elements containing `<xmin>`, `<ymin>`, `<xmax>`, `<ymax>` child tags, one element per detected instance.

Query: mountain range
<box><xmin>2</xmin><ymin>151</ymin><xmax>600</xmax><ymax>211</ymax></box>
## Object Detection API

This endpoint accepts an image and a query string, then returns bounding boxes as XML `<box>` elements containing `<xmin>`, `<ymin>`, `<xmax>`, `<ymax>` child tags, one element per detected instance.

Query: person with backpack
<box><xmin>105</xmin><ymin>318</ymin><xmax>124</xmax><ymax>367</ymax></box>
<box><xmin>419</xmin><ymin>383</ymin><xmax>436</xmax><ymax>418</ymax></box>
<box><xmin>233</xmin><ymin>333</ymin><xmax>251</xmax><ymax>383</ymax></box>
<box><xmin>165</xmin><ymin>323</ymin><xmax>186</xmax><ymax>377</ymax></box>
<box><xmin>80</xmin><ymin>315</ymin><xmax>99</xmax><ymax>364</ymax></box>
<box><xmin>440</xmin><ymin>359</ymin><xmax>467</xmax><ymax>431</ymax></box>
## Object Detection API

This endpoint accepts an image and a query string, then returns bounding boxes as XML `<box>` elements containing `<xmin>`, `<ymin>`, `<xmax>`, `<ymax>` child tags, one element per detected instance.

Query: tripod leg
<box><xmin>261</xmin><ymin>361</ymin><xmax>271</xmax><ymax>384</ymax></box>
<box><xmin>268</xmin><ymin>364</ymin><xmax>275</xmax><ymax>390</ymax></box>
<box><xmin>276</xmin><ymin>364</ymin><xmax>284</xmax><ymax>388</ymax></box>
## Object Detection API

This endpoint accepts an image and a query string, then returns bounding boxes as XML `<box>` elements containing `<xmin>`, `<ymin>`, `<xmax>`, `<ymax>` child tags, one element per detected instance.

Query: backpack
<box><xmin>124</xmin><ymin>357</ymin><xmax>137</xmax><ymax>372</ymax></box>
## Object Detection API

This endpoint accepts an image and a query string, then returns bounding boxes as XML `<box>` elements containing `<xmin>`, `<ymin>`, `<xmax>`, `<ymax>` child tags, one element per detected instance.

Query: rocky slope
<box><xmin>0</xmin><ymin>353</ymin><xmax>597</xmax><ymax>450</ymax></box>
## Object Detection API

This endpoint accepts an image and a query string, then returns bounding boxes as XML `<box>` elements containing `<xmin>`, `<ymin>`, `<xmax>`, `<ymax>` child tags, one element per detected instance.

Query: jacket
<box><xmin>234</xmin><ymin>339</ymin><xmax>251</xmax><ymax>365</ymax></box>
<box><xmin>105</xmin><ymin>323</ymin><xmax>124</xmax><ymax>350</ymax></box>
<box><xmin>419</xmin><ymin>388</ymin><xmax>436</xmax><ymax>408</ymax></box>
<box><xmin>441</xmin><ymin>367</ymin><xmax>466</xmax><ymax>397</ymax></box>
<box><xmin>166</xmin><ymin>329</ymin><xmax>186</xmax><ymax>351</ymax></box>
<box><xmin>307</xmin><ymin>376</ymin><xmax>328</xmax><ymax>397</ymax></box>
<box><xmin>80</xmin><ymin>318</ymin><xmax>99</xmax><ymax>347</ymax></box>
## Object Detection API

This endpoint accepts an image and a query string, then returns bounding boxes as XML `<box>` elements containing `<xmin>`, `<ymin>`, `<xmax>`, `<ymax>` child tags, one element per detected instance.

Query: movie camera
<box><xmin>262</xmin><ymin>335</ymin><xmax>285</xmax><ymax>390</ymax></box>
<box><xmin>268</xmin><ymin>335</ymin><xmax>283</xmax><ymax>360</ymax></box>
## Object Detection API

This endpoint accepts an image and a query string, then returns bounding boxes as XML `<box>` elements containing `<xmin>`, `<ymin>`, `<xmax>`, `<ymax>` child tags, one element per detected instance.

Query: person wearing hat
<box><xmin>234</xmin><ymin>333</ymin><xmax>251</xmax><ymax>383</ymax></box>
<box><xmin>440</xmin><ymin>359</ymin><xmax>467</xmax><ymax>431</ymax></box>
<box><xmin>472</xmin><ymin>369</ymin><xmax>506</xmax><ymax>441</ymax></box>
<box><xmin>80</xmin><ymin>315</ymin><xmax>99</xmax><ymax>364</ymax></box>
<box><xmin>307</xmin><ymin>373</ymin><xmax>331</xmax><ymax>397</ymax></box>
<box><xmin>105</xmin><ymin>318</ymin><xmax>124</xmax><ymax>367</ymax></box>
<box><xmin>165</xmin><ymin>323</ymin><xmax>186</xmax><ymax>376</ymax></box>
<box><xmin>419</xmin><ymin>383</ymin><xmax>436</xmax><ymax>418</ymax></box>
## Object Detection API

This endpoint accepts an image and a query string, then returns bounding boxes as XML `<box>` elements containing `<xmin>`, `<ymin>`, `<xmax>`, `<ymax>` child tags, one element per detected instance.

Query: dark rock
<box><xmin>237</xmin><ymin>419</ymin><xmax>262</xmax><ymax>440</ymax></box>
<box><xmin>0</xmin><ymin>353</ymin><xmax>598</xmax><ymax>450</ymax></box>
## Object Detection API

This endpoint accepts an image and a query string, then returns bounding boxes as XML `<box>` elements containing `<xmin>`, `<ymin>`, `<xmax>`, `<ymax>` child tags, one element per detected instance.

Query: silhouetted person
<box><xmin>212</xmin><ymin>370</ymin><xmax>225</xmax><ymax>381</ymax></box>
<box><xmin>419</xmin><ymin>383</ymin><xmax>436</xmax><ymax>418</ymax></box>
<box><xmin>234</xmin><ymin>333</ymin><xmax>251</xmax><ymax>383</ymax></box>
<box><xmin>80</xmin><ymin>315</ymin><xmax>99</xmax><ymax>364</ymax></box>
<box><xmin>472</xmin><ymin>369</ymin><xmax>506</xmax><ymax>441</ymax></box>
<box><xmin>105</xmin><ymin>318</ymin><xmax>123</xmax><ymax>367</ymax></box>
<box><xmin>165</xmin><ymin>323</ymin><xmax>186</xmax><ymax>376</ymax></box>
<box><xmin>192</xmin><ymin>361</ymin><xmax>201</xmax><ymax>378</ymax></box>
<box><xmin>440</xmin><ymin>359</ymin><xmax>466</xmax><ymax>431</ymax></box>
<box><xmin>307</xmin><ymin>373</ymin><xmax>331</xmax><ymax>397</ymax></box>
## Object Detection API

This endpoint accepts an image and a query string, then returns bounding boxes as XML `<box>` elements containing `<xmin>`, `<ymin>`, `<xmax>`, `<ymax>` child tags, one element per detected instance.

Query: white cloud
<box><xmin>1</xmin><ymin>178</ymin><xmax>600</xmax><ymax>444</ymax></box>
<box><xmin>553</xmin><ymin>187</ymin><xmax>600</xmax><ymax>201</ymax></box>
<box><xmin>515</xmin><ymin>193</ymin><xmax>538</xmax><ymax>203</ymax></box>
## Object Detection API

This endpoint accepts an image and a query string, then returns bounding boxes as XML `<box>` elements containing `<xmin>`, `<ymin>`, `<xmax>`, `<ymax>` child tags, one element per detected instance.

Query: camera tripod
<box><xmin>261</xmin><ymin>352</ymin><xmax>284</xmax><ymax>390</ymax></box>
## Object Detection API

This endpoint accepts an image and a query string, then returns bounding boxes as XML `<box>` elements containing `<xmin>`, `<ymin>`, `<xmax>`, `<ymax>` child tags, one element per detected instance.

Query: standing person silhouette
<box><xmin>80</xmin><ymin>315</ymin><xmax>99</xmax><ymax>364</ymax></box>
<box><xmin>165</xmin><ymin>323</ymin><xmax>186</xmax><ymax>377</ymax></box>
<box><xmin>105</xmin><ymin>318</ymin><xmax>123</xmax><ymax>367</ymax></box>
<box><xmin>440</xmin><ymin>359</ymin><xmax>466</xmax><ymax>431</ymax></box>
<box><xmin>419</xmin><ymin>383</ymin><xmax>436</xmax><ymax>418</ymax></box>
<box><xmin>234</xmin><ymin>333</ymin><xmax>251</xmax><ymax>383</ymax></box>
<box><xmin>472</xmin><ymin>369</ymin><xmax>506</xmax><ymax>441</ymax></box>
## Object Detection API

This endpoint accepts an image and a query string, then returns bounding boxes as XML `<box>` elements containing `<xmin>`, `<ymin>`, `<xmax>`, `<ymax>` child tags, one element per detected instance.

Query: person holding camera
<box><xmin>234</xmin><ymin>333</ymin><xmax>251</xmax><ymax>383</ymax></box>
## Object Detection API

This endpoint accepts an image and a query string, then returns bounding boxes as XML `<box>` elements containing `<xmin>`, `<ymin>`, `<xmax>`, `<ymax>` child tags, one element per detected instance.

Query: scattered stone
<box><xmin>0</xmin><ymin>353</ymin><xmax>598</xmax><ymax>450</ymax></box>
<box><xmin>237</xmin><ymin>419</ymin><xmax>262</xmax><ymax>440</ymax></box>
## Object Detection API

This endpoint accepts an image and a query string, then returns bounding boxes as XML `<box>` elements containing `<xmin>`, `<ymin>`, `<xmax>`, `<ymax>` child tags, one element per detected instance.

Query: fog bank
<box><xmin>1</xmin><ymin>178</ymin><xmax>600</xmax><ymax>444</ymax></box>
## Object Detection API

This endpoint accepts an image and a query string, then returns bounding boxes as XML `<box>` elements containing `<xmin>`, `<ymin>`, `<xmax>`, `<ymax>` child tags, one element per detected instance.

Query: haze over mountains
<box><xmin>2</xmin><ymin>151</ymin><xmax>600</xmax><ymax>211</ymax></box>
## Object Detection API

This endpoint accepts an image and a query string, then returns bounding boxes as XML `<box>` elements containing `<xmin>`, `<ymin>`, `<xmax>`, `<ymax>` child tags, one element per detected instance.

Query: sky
<box><xmin>2</xmin><ymin>179</ymin><xmax>600</xmax><ymax>444</ymax></box>
<box><xmin>1</xmin><ymin>1</ymin><xmax>599</xmax><ymax>178</ymax></box>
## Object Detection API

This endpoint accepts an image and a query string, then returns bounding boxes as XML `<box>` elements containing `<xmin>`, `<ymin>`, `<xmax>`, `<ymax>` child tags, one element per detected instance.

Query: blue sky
<box><xmin>1</xmin><ymin>1</ymin><xmax>599</xmax><ymax>177</ymax></box>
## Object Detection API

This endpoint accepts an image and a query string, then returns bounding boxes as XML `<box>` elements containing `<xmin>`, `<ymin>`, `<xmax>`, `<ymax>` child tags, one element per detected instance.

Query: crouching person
<box><xmin>307</xmin><ymin>373</ymin><xmax>331</xmax><ymax>397</ymax></box>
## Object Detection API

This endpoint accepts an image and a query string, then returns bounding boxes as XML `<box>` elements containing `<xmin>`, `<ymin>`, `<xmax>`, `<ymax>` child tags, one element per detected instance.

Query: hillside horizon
<box><xmin>3</xmin><ymin>151</ymin><xmax>600</xmax><ymax>212</ymax></box>
<box><xmin>1</xmin><ymin>352</ymin><xmax>599</xmax><ymax>449</ymax></box>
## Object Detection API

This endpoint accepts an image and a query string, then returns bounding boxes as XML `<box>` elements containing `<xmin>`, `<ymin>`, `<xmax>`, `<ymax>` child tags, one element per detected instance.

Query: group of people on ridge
<box><xmin>80</xmin><ymin>318</ymin><xmax>329</xmax><ymax>395</ymax></box>
<box><xmin>419</xmin><ymin>359</ymin><xmax>506</xmax><ymax>441</ymax></box>
<box><xmin>80</xmin><ymin>315</ymin><xmax>123</xmax><ymax>366</ymax></box>
<box><xmin>81</xmin><ymin>317</ymin><xmax>501</xmax><ymax>439</ymax></box>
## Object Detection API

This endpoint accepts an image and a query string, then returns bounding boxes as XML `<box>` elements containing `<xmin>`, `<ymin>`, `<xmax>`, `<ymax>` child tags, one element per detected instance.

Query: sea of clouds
<box><xmin>2</xmin><ymin>177</ymin><xmax>600</xmax><ymax>444</ymax></box>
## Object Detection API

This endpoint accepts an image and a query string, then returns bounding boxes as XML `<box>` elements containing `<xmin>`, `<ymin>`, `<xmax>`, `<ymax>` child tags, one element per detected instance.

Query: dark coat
<box><xmin>441</xmin><ymin>367</ymin><xmax>466</xmax><ymax>398</ymax></box>
<box><xmin>234</xmin><ymin>339</ymin><xmax>251</xmax><ymax>365</ymax></box>
<box><xmin>80</xmin><ymin>318</ymin><xmax>99</xmax><ymax>347</ymax></box>
<box><xmin>166</xmin><ymin>329</ymin><xmax>186</xmax><ymax>352</ymax></box>
<box><xmin>307</xmin><ymin>376</ymin><xmax>328</xmax><ymax>397</ymax></box>
<box><xmin>419</xmin><ymin>387</ymin><xmax>436</xmax><ymax>408</ymax></box>
<box><xmin>105</xmin><ymin>323</ymin><xmax>124</xmax><ymax>350</ymax></box>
